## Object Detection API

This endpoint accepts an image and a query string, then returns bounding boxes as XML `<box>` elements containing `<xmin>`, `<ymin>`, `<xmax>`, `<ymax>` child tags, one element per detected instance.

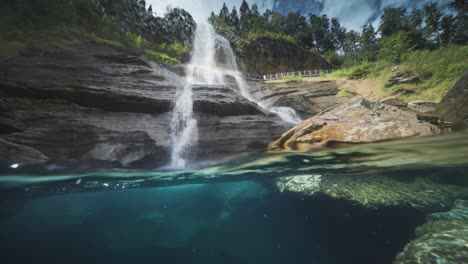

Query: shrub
<box><xmin>145</xmin><ymin>50</ymin><xmax>180</xmax><ymax>65</ymax></box>
<box><xmin>279</xmin><ymin>74</ymin><xmax>303</xmax><ymax>83</ymax></box>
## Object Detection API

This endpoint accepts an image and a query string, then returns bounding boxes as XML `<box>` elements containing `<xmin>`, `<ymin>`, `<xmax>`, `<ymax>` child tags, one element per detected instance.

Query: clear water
<box><xmin>1</xmin><ymin>133</ymin><xmax>467</xmax><ymax>264</ymax></box>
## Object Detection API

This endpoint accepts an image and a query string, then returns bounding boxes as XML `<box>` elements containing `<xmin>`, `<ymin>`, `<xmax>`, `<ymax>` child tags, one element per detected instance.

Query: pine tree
<box><xmin>229</xmin><ymin>6</ymin><xmax>240</xmax><ymax>29</ymax></box>
<box><xmin>424</xmin><ymin>3</ymin><xmax>443</xmax><ymax>46</ymax></box>
<box><xmin>331</xmin><ymin>18</ymin><xmax>347</xmax><ymax>52</ymax></box>
<box><xmin>239</xmin><ymin>0</ymin><xmax>250</xmax><ymax>30</ymax></box>
<box><xmin>360</xmin><ymin>24</ymin><xmax>379</xmax><ymax>61</ymax></box>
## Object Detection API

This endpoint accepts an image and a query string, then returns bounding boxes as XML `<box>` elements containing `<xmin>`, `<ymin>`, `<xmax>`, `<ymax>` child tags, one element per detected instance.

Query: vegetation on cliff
<box><xmin>210</xmin><ymin>0</ymin><xmax>467</xmax><ymax>101</ymax></box>
<box><xmin>0</xmin><ymin>0</ymin><xmax>193</xmax><ymax>65</ymax></box>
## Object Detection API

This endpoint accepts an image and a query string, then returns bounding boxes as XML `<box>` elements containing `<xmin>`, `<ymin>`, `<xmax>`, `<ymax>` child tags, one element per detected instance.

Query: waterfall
<box><xmin>170</xmin><ymin>21</ymin><xmax>301</xmax><ymax>168</ymax></box>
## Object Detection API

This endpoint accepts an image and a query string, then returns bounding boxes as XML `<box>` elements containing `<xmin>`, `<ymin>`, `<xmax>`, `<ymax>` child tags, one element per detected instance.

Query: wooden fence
<box><xmin>246</xmin><ymin>69</ymin><xmax>338</xmax><ymax>81</ymax></box>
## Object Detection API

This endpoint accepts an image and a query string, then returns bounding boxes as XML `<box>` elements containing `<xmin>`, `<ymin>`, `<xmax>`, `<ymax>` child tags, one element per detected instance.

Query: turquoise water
<box><xmin>1</xmin><ymin>133</ymin><xmax>467</xmax><ymax>264</ymax></box>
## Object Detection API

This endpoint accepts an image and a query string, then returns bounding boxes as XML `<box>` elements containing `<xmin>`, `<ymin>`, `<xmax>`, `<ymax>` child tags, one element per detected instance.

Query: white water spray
<box><xmin>170</xmin><ymin>22</ymin><xmax>301</xmax><ymax>168</ymax></box>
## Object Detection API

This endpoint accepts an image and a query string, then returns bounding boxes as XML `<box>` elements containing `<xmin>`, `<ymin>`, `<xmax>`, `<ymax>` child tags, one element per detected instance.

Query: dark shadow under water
<box><xmin>0</xmin><ymin>180</ymin><xmax>428</xmax><ymax>264</ymax></box>
<box><xmin>1</xmin><ymin>133</ymin><xmax>468</xmax><ymax>264</ymax></box>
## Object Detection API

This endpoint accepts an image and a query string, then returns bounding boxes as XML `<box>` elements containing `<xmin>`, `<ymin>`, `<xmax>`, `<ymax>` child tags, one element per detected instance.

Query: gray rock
<box><xmin>0</xmin><ymin>138</ymin><xmax>49</xmax><ymax>164</ymax></box>
<box><xmin>434</xmin><ymin>70</ymin><xmax>468</xmax><ymax>129</ymax></box>
<box><xmin>0</xmin><ymin>44</ymin><xmax>289</xmax><ymax>168</ymax></box>
<box><xmin>395</xmin><ymin>200</ymin><xmax>468</xmax><ymax>264</ymax></box>
<box><xmin>269</xmin><ymin>99</ymin><xmax>440</xmax><ymax>152</ymax></box>
<box><xmin>408</xmin><ymin>100</ymin><xmax>437</xmax><ymax>114</ymax></box>
<box><xmin>251</xmin><ymin>79</ymin><xmax>346</xmax><ymax>118</ymax></box>
<box><xmin>385</xmin><ymin>72</ymin><xmax>421</xmax><ymax>87</ymax></box>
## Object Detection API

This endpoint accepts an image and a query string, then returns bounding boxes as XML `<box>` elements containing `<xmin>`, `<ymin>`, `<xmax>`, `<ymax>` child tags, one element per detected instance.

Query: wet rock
<box><xmin>251</xmin><ymin>80</ymin><xmax>347</xmax><ymax>118</ymax></box>
<box><xmin>0</xmin><ymin>116</ymin><xmax>26</xmax><ymax>133</ymax></box>
<box><xmin>0</xmin><ymin>44</ymin><xmax>289</xmax><ymax>168</ymax></box>
<box><xmin>434</xmin><ymin>70</ymin><xmax>468</xmax><ymax>129</ymax></box>
<box><xmin>408</xmin><ymin>100</ymin><xmax>437</xmax><ymax>114</ymax></box>
<box><xmin>269</xmin><ymin>99</ymin><xmax>440</xmax><ymax>152</ymax></box>
<box><xmin>395</xmin><ymin>199</ymin><xmax>468</xmax><ymax>263</ymax></box>
<box><xmin>385</xmin><ymin>72</ymin><xmax>421</xmax><ymax>87</ymax></box>
<box><xmin>0</xmin><ymin>138</ymin><xmax>49</xmax><ymax>164</ymax></box>
<box><xmin>276</xmin><ymin>174</ymin><xmax>468</xmax><ymax>212</ymax></box>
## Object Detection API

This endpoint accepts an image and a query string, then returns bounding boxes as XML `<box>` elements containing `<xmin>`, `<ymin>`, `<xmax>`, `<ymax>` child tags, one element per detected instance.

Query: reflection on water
<box><xmin>0</xmin><ymin>133</ymin><xmax>467</xmax><ymax>264</ymax></box>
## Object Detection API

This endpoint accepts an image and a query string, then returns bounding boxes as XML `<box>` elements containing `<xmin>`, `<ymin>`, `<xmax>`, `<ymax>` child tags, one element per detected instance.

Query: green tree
<box><xmin>309</xmin><ymin>14</ymin><xmax>334</xmax><ymax>53</ymax></box>
<box><xmin>344</xmin><ymin>30</ymin><xmax>360</xmax><ymax>61</ymax></box>
<box><xmin>219</xmin><ymin>2</ymin><xmax>230</xmax><ymax>25</ymax></box>
<box><xmin>239</xmin><ymin>0</ymin><xmax>250</xmax><ymax>30</ymax></box>
<box><xmin>229</xmin><ymin>6</ymin><xmax>240</xmax><ymax>29</ymax></box>
<box><xmin>379</xmin><ymin>7</ymin><xmax>409</xmax><ymax>36</ymax></box>
<box><xmin>447</xmin><ymin>0</ymin><xmax>468</xmax><ymax>45</ymax></box>
<box><xmin>331</xmin><ymin>18</ymin><xmax>347</xmax><ymax>53</ymax></box>
<box><xmin>283</xmin><ymin>12</ymin><xmax>312</xmax><ymax>48</ymax></box>
<box><xmin>379</xmin><ymin>31</ymin><xmax>413</xmax><ymax>63</ymax></box>
<box><xmin>424</xmin><ymin>3</ymin><xmax>443</xmax><ymax>46</ymax></box>
<box><xmin>360</xmin><ymin>24</ymin><xmax>379</xmax><ymax>61</ymax></box>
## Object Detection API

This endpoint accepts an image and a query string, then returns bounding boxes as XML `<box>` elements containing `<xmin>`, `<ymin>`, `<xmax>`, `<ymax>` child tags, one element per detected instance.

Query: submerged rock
<box><xmin>269</xmin><ymin>99</ymin><xmax>440</xmax><ymax>151</ymax></box>
<box><xmin>276</xmin><ymin>174</ymin><xmax>468</xmax><ymax>212</ymax></box>
<box><xmin>395</xmin><ymin>199</ymin><xmax>468</xmax><ymax>263</ymax></box>
<box><xmin>434</xmin><ymin>70</ymin><xmax>468</xmax><ymax>129</ymax></box>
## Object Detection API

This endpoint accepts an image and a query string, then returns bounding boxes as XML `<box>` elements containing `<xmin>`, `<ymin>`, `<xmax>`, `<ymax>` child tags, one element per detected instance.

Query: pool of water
<box><xmin>1</xmin><ymin>133</ymin><xmax>467</xmax><ymax>264</ymax></box>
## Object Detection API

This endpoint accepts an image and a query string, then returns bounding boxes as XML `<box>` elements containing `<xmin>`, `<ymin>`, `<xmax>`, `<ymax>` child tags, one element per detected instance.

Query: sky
<box><xmin>148</xmin><ymin>0</ymin><xmax>451</xmax><ymax>31</ymax></box>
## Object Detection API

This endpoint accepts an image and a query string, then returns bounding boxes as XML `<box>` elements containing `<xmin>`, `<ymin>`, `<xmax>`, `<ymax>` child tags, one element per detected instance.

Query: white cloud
<box><xmin>147</xmin><ymin>0</ymin><xmax>449</xmax><ymax>30</ymax></box>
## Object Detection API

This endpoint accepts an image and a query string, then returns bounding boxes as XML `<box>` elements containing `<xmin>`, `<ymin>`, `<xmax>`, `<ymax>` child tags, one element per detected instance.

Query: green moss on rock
<box><xmin>276</xmin><ymin>174</ymin><xmax>468</xmax><ymax>212</ymax></box>
<box><xmin>395</xmin><ymin>200</ymin><xmax>468</xmax><ymax>264</ymax></box>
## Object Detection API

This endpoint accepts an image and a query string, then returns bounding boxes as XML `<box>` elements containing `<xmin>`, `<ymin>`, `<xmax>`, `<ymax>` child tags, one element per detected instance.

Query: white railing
<box><xmin>246</xmin><ymin>69</ymin><xmax>338</xmax><ymax>81</ymax></box>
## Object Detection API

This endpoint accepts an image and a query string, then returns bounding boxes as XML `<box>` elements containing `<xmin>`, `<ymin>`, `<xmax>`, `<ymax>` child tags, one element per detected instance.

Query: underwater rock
<box><xmin>251</xmin><ymin>79</ymin><xmax>347</xmax><ymax>118</ymax></box>
<box><xmin>395</xmin><ymin>199</ymin><xmax>468</xmax><ymax>263</ymax></box>
<box><xmin>434</xmin><ymin>70</ymin><xmax>468</xmax><ymax>130</ymax></box>
<box><xmin>269</xmin><ymin>99</ymin><xmax>440</xmax><ymax>151</ymax></box>
<box><xmin>276</xmin><ymin>174</ymin><xmax>468</xmax><ymax>212</ymax></box>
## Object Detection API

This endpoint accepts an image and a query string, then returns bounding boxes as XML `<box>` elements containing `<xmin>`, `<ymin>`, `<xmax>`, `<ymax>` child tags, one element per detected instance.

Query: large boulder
<box><xmin>0</xmin><ymin>44</ymin><xmax>289</xmax><ymax>168</ymax></box>
<box><xmin>434</xmin><ymin>70</ymin><xmax>468</xmax><ymax>129</ymax></box>
<box><xmin>269</xmin><ymin>99</ymin><xmax>440</xmax><ymax>151</ymax></box>
<box><xmin>395</xmin><ymin>200</ymin><xmax>468</xmax><ymax>264</ymax></box>
<box><xmin>276</xmin><ymin>174</ymin><xmax>468</xmax><ymax>212</ymax></box>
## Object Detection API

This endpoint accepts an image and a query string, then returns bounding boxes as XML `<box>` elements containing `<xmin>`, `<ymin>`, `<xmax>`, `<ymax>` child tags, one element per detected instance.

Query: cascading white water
<box><xmin>170</xmin><ymin>21</ymin><xmax>301</xmax><ymax>168</ymax></box>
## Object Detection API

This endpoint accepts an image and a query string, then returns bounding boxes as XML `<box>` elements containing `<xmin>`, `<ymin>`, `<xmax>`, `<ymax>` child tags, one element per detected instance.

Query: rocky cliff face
<box><xmin>435</xmin><ymin>70</ymin><xmax>468</xmax><ymax>130</ymax></box>
<box><xmin>0</xmin><ymin>44</ymin><xmax>289</xmax><ymax>168</ymax></box>
<box><xmin>240</xmin><ymin>37</ymin><xmax>333</xmax><ymax>74</ymax></box>
<box><xmin>251</xmin><ymin>79</ymin><xmax>346</xmax><ymax>118</ymax></box>
<box><xmin>216</xmin><ymin>28</ymin><xmax>332</xmax><ymax>74</ymax></box>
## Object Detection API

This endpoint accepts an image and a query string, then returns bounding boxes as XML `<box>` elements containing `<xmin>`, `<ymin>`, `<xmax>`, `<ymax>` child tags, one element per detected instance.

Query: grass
<box><xmin>338</xmin><ymin>87</ymin><xmax>358</xmax><ymax>97</ymax></box>
<box><xmin>145</xmin><ymin>50</ymin><xmax>180</xmax><ymax>65</ymax></box>
<box><xmin>327</xmin><ymin>45</ymin><xmax>468</xmax><ymax>102</ymax></box>
<box><xmin>278</xmin><ymin>75</ymin><xmax>304</xmax><ymax>83</ymax></box>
